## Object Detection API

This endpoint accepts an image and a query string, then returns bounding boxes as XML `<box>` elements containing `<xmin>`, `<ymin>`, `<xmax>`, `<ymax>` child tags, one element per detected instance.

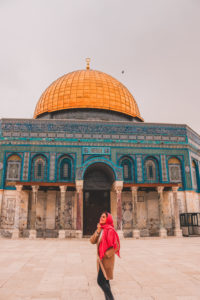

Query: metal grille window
<box><xmin>169</xmin><ymin>165</ymin><xmax>181</xmax><ymax>182</ymax></box>
<box><xmin>7</xmin><ymin>162</ymin><xmax>21</xmax><ymax>180</ymax></box>
<box><xmin>145</xmin><ymin>160</ymin><xmax>156</xmax><ymax>181</ymax></box>
<box><xmin>168</xmin><ymin>158</ymin><xmax>182</xmax><ymax>183</ymax></box>
<box><xmin>121</xmin><ymin>159</ymin><xmax>133</xmax><ymax>181</ymax></box>
<box><xmin>63</xmin><ymin>163</ymin><xmax>69</xmax><ymax>178</ymax></box>
<box><xmin>149</xmin><ymin>165</ymin><xmax>153</xmax><ymax>179</ymax></box>
<box><xmin>37</xmin><ymin>163</ymin><xmax>42</xmax><ymax>177</ymax></box>
<box><xmin>123</xmin><ymin>164</ymin><xmax>129</xmax><ymax>179</ymax></box>
<box><xmin>6</xmin><ymin>155</ymin><xmax>21</xmax><ymax>181</ymax></box>
<box><xmin>60</xmin><ymin>158</ymin><xmax>71</xmax><ymax>180</ymax></box>
<box><xmin>34</xmin><ymin>158</ymin><xmax>45</xmax><ymax>181</ymax></box>
<box><xmin>192</xmin><ymin>161</ymin><xmax>198</xmax><ymax>190</ymax></box>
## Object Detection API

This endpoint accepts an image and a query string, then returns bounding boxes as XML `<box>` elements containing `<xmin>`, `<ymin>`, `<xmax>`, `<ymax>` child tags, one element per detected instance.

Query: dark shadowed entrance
<box><xmin>83</xmin><ymin>190</ymin><xmax>110</xmax><ymax>235</ymax></box>
<box><xmin>83</xmin><ymin>163</ymin><xmax>115</xmax><ymax>236</ymax></box>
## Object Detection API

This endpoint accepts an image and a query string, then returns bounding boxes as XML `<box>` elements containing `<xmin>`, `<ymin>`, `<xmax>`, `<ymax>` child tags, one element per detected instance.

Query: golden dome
<box><xmin>34</xmin><ymin>69</ymin><xmax>143</xmax><ymax>121</ymax></box>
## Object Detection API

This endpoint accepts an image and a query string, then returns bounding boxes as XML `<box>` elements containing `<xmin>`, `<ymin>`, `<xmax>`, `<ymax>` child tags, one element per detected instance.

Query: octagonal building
<box><xmin>0</xmin><ymin>62</ymin><xmax>199</xmax><ymax>239</ymax></box>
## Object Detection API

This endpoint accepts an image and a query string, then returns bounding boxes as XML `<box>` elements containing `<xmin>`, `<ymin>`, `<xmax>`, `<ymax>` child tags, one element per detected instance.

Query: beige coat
<box><xmin>90</xmin><ymin>230</ymin><xmax>119</xmax><ymax>280</ymax></box>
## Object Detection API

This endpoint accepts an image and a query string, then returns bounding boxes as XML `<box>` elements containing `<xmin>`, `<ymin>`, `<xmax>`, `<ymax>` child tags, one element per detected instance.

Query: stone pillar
<box><xmin>29</xmin><ymin>185</ymin><xmax>39</xmax><ymax>239</ymax></box>
<box><xmin>157</xmin><ymin>186</ymin><xmax>167</xmax><ymax>238</ymax></box>
<box><xmin>172</xmin><ymin>186</ymin><xmax>182</xmax><ymax>237</ymax></box>
<box><xmin>75</xmin><ymin>180</ymin><xmax>83</xmax><ymax>238</ymax></box>
<box><xmin>113</xmin><ymin>181</ymin><xmax>124</xmax><ymax>238</ymax></box>
<box><xmin>59</xmin><ymin>185</ymin><xmax>67</xmax><ymax>239</ymax></box>
<box><xmin>144</xmin><ymin>195</ymin><xmax>150</xmax><ymax>237</ymax></box>
<box><xmin>131</xmin><ymin>186</ymin><xmax>140</xmax><ymax>239</ymax></box>
<box><xmin>12</xmin><ymin>185</ymin><xmax>23</xmax><ymax>239</ymax></box>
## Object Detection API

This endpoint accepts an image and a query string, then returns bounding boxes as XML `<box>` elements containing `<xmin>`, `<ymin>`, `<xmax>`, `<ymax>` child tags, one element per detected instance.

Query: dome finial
<box><xmin>85</xmin><ymin>58</ymin><xmax>91</xmax><ymax>70</ymax></box>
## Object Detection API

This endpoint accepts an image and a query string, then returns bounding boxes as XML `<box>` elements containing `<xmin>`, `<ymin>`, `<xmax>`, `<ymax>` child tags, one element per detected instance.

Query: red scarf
<box><xmin>98</xmin><ymin>213</ymin><xmax>120</xmax><ymax>260</ymax></box>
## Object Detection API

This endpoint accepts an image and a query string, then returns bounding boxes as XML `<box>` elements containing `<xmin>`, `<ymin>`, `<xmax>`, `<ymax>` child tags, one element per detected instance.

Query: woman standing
<box><xmin>90</xmin><ymin>212</ymin><xmax>120</xmax><ymax>300</ymax></box>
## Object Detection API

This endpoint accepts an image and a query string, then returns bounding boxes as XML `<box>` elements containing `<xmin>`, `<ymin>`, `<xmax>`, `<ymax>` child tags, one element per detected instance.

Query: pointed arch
<box><xmin>119</xmin><ymin>156</ymin><xmax>135</xmax><ymax>182</ymax></box>
<box><xmin>6</xmin><ymin>154</ymin><xmax>22</xmax><ymax>181</ymax></box>
<box><xmin>144</xmin><ymin>156</ymin><xmax>160</xmax><ymax>182</ymax></box>
<box><xmin>192</xmin><ymin>160</ymin><xmax>199</xmax><ymax>190</ymax></box>
<box><xmin>57</xmin><ymin>155</ymin><xmax>73</xmax><ymax>181</ymax></box>
<box><xmin>168</xmin><ymin>156</ymin><xmax>182</xmax><ymax>184</ymax></box>
<box><xmin>31</xmin><ymin>154</ymin><xmax>47</xmax><ymax>181</ymax></box>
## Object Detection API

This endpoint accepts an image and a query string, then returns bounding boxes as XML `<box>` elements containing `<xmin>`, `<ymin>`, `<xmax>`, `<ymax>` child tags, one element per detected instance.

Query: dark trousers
<box><xmin>97</xmin><ymin>266</ymin><xmax>115</xmax><ymax>300</ymax></box>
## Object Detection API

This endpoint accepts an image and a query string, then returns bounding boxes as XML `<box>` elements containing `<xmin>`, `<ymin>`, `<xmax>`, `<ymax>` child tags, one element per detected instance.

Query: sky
<box><xmin>0</xmin><ymin>0</ymin><xmax>200</xmax><ymax>133</ymax></box>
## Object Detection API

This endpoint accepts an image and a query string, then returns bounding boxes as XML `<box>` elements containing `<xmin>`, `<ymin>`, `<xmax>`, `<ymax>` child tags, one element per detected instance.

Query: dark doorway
<box><xmin>83</xmin><ymin>163</ymin><xmax>115</xmax><ymax>236</ymax></box>
<box><xmin>83</xmin><ymin>190</ymin><xmax>110</xmax><ymax>236</ymax></box>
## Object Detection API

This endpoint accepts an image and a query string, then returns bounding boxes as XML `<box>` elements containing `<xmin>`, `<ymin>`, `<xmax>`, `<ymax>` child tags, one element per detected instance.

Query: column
<box><xmin>75</xmin><ymin>180</ymin><xmax>83</xmax><ymax>238</ymax></box>
<box><xmin>145</xmin><ymin>195</ymin><xmax>150</xmax><ymax>237</ymax></box>
<box><xmin>131</xmin><ymin>186</ymin><xmax>140</xmax><ymax>238</ymax></box>
<box><xmin>157</xmin><ymin>186</ymin><xmax>167</xmax><ymax>238</ymax></box>
<box><xmin>172</xmin><ymin>186</ymin><xmax>182</xmax><ymax>237</ymax></box>
<box><xmin>59</xmin><ymin>185</ymin><xmax>67</xmax><ymax>239</ymax></box>
<box><xmin>29</xmin><ymin>185</ymin><xmax>39</xmax><ymax>239</ymax></box>
<box><xmin>12</xmin><ymin>185</ymin><xmax>23</xmax><ymax>239</ymax></box>
<box><xmin>113</xmin><ymin>181</ymin><xmax>124</xmax><ymax>238</ymax></box>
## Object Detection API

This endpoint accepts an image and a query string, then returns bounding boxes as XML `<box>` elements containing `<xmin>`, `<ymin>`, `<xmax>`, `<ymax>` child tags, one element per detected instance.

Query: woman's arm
<box><xmin>104</xmin><ymin>230</ymin><xmax>120</xmax><ymax>257</ymax></box>
<box><xmin>105</xmin><ymin>247</ymin><xmax>115</xmax><ymax>258</ymax></box>
<box><xmin>90</xmin><ymin>223</ymin><xmax>101</xmax><ymax>244</ymax></box>
<box><xmin>90</xmin><ymin>230</ymin><xmax>100</xmax><ymax>244</ymax></box>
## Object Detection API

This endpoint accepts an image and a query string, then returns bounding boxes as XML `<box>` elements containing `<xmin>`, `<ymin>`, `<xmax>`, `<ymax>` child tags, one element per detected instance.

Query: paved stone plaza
<box><xmin>0</xmin><ymin>237</ymin><xmax>200</xmax><ymax>300</ymax></box>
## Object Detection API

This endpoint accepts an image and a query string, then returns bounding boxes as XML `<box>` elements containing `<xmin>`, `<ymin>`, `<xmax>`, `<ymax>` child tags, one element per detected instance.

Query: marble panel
<box><xmin>46</xmin><ymin>191</ymin><xmax>56</xmax><ymax>229</ymax></box>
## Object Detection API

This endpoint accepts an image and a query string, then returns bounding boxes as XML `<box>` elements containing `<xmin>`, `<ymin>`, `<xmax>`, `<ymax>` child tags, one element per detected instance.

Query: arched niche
<box><xmin>83</xmin><ymin>162</ymin><xmax>115</xmax><ymax>191</ymax></box>
<box><xmin>6</xmin><ymin>154</ymin><xmax>22</xmax><ymax>181</ymax></box>
<box><xmin>168</xmin><ymin>157</ymin><xmax>182</xmax><ymax>184</ymax></box>
<box><xmin>192</xmin><ymin>160</ymin><xmax>199</xmax><ymax>190</ymax></box>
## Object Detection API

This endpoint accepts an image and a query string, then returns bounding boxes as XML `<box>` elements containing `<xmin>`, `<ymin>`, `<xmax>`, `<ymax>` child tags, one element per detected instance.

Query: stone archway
<box><xmin>83</xmin><ymin>163</ymin><xmax>115</xmax><ymax>235</ymax></box>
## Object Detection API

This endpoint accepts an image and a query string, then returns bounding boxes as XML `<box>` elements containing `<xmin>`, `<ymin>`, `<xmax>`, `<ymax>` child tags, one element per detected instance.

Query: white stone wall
<box><xmin>137</xmin><ymin>192</ymin><xmax>148</xmax><ymax>233</ymax></box>
<box><xmin>185</xmin><ymin>191</ymin><xmax>200</xmax><ymax>212</ymax></box>
<box><xmin>121</xmin><ymin>191</ymin><xmax>132</xmax><ymax>236</ymax></box>
<box><xmin>0</xmin><ymin>188</ymin><xmax>199</xmax><ymax>237</ymax></box>
<box><xmin>120</xmin><ymin>190</ymin><xmax>199</xmax><ymax>236</ymax></box>
<box><xmin>1</xmin><ymin>190</ymin><xmax>17</xmax><ymax>229</ymax></box>
<box><xmin>146</xmin><ymin>191</ymin><xmax>159</xmax><ymax>236</ymax></box>
<box><xmin>163</xmin><ymin>192</ymin><xmax>173</xmax><ymax>231</ymax></box>
<box><xmin>0</xmin><ymin>189</ymin><xmax>28</xmax><ymax>230</ymax></box>
<box><xmin>37</xmin><ymin>191</ymin><xmax>47</xmax><ymax>230</ymax></box>
<box><xmin>0</xmin><ymin>189</ymin><xmax>76</xmax><ymax>231</ymax></box>
<box><xmin>46</xmin><ymin>191</ymin><xmax>56</xmax><ymax>229</ymax></box>
<box><xmin>19</xmin><ymin>190</ymin><xmax>29</xmax><ymax>229</ymax></box>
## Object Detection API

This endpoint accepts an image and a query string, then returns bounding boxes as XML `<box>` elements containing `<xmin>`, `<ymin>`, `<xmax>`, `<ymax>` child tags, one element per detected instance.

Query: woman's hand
<box><xmin>97</xmin><ymin>223</ymin><xmax>101</xmax><ymax>234</ymax></box>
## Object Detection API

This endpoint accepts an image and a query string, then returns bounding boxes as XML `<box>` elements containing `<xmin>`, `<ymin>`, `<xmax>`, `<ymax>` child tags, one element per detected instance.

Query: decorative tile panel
<box><xmin>22</xmin><ymin>152</ymin><xmax>30</xmax><ymax>180</ymax></box>
<box><xmin>49</xmin><ymin>153</ymin><xmax>56</xmax><ymax>181</ymax></box>
<box><xmin>82</xmin><ymin>147</ymin><xmax>110</xmax><ymax>155</ymax></box>
<box><xmin>0</xmin><ymin>119</ymin><xmax>188</xmax><ymax>136</ymax></box>
<box><xmin>161</xmin><ymin>155</ymin><xmax>168</xmax><ymax>181</ymax></box>
<box><xmin>136</xmin><ymin>155</ymin><xmax>143</xmax><ymax>182</ymax></box>
<box><xmin>122</xmin><ymin>192</ymin><xmax>133</xmax><ymax>229</ymax></box>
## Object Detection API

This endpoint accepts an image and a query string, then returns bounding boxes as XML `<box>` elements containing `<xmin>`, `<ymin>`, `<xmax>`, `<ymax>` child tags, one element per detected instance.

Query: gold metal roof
<box><xmin>34</xmin><ymin>69</ymin><xmax>143</xmax><ymax>121</ymax></box>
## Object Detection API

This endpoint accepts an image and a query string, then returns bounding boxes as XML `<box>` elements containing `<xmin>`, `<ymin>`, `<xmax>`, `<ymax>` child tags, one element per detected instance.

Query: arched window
<box><xmin>60</xmin><ymin>158</ymin><xmax>71</xmax><ymax>180</ymax></box>
<box><xmin>120</xmin><ymin>157</ymin><xmax>134</xmax><ymax>182</ymax></box>
<box><xmin>31</xmin><ymin>155</ymin><xmax>47</xmax><ymax>181</ymax></box>
<box><xmin>58</xmin><ymin>156</ymin><xmax>72</xmax><ymax>181</ymax></box>
<box><xmin>192</xmin><ymin>161</ymin><xmax>198</xmax><ymax>190</ymax></box>
<box><xmin>168</xmin><ymin>157</ymin><xmax>182</xmax><ymax>183</ymax></box>
<box><xmin>6</xmin><ymin>155</ymin><xmax>21</xmax><ymax>181</ymax></box>
<box><xmin>144</xmin><ymin>158</ymin><xmax>159</xmax><ymax>182</ymax></box>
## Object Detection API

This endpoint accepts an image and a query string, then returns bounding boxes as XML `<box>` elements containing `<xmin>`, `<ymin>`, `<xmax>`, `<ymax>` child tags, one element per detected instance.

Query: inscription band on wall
<box><xmin>82</xmin><ymin>147</ymin><xmax>110</xmax><ymax>155</ymax></box>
